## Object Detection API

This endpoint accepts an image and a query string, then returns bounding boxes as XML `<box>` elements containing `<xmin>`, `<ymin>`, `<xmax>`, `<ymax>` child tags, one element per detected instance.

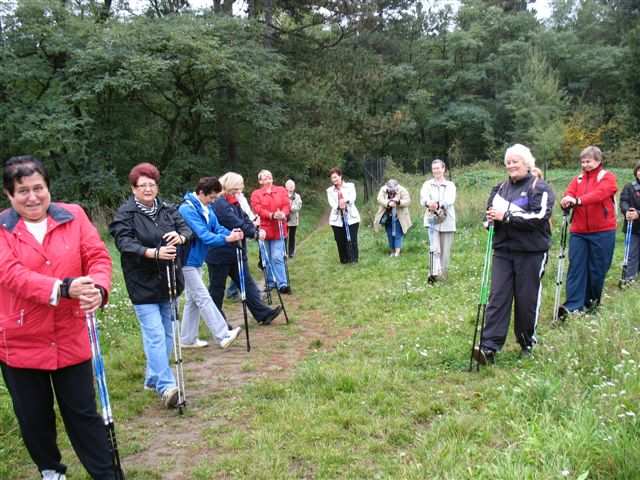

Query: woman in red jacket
<box><xmin>0</xmin><ymin>156</ymin><xmax>114</xmax><ymax>479</ymax></box>
<box><xmin>558</xmin><ymin>146</ymin><xmax>618</xmax><ymax>319</ymax></box>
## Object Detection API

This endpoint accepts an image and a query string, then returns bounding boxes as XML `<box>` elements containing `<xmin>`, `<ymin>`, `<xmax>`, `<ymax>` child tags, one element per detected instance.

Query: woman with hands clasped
<box><xmin>109</xmin><ymin>162</ymin><xmax>192</xmax><ymax>409</ymax></box>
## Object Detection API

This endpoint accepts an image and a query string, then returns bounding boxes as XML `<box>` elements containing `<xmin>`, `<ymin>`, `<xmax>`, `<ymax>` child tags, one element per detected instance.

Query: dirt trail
<box><xmin>122</xmin><ymin>215</ymin><xmax>342</xmax><ymax>479</ymax></box>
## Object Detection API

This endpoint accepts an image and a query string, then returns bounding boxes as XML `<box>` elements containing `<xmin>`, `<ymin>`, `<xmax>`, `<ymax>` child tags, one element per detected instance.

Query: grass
<box><xmin>2</xmin><ymin>165</ymin><xmax>639</xmax><ymax>479</ymax></box>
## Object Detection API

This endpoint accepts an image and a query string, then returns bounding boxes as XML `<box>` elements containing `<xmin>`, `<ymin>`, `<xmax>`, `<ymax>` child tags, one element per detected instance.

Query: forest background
<box><xmin>1</xmin><ymin>0</ymin><xmax>639</xmax><ymax>208</ymax></box>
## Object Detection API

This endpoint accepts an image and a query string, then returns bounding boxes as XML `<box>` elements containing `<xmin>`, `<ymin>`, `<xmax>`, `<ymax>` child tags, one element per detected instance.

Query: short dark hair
<box><xmin>3</xmin><ymin>155</ymin><xmax>50</xmax><ymax>196</ymax></box>
<box><xmin>128</xmin><ymin>162</ymin><xmax>160</xmax><ymax>187</ymax></box>
<box><xmin>329</xmin><ymin>167</ymin><xmax>342</xmax><ymax>177</ymax></box>
<box><xmin>196</xmin><ymin>176</ymin><xmax>221</xmax><ymax>195</ymax></box>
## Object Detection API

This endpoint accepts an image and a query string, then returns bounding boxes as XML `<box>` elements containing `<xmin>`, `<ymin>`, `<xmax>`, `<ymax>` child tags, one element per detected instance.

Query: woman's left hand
<box><xmin>487</xmin><ymin>208</ymin><xmax>505</xmax><ymax>222</ymax></box>
<box><xmin>163</xmin><ymin>231</ymin><xmax>184</xmax><ymax>246</ymax></box>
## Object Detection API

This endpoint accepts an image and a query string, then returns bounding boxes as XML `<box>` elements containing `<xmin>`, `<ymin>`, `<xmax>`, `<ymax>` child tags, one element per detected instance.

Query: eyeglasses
<box><xmin>136</xmin><ymin>183</ymin><xmax>157</xmax><ymax>190</ymax></box>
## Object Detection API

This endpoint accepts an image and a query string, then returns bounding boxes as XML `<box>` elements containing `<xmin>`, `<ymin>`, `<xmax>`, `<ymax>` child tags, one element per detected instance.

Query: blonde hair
<box><xmin>219</xmin><ymin>172</ymin><xmax>244</xmax><ymax>193</ymax></box>
<box><xmin>504</xmin><ymin>144</ymin><xmax>536</xmax><ymax>170</ymax></box>
<box><xmin>531</xmin><ymin>167</ymin><xmax>544</xmax><ymax>180</ymax></box>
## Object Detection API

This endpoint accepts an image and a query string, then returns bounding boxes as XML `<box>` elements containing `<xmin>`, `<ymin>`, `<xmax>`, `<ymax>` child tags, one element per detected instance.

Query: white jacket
<box><xmin>419</xmin><ymin>178</ymin><xmax>456</xmax><ymax>232</ymax></box>
<box><xmin>327</xmin><ymin>182</ymin><xmax>361</xmax><ymax>227</ymax></box>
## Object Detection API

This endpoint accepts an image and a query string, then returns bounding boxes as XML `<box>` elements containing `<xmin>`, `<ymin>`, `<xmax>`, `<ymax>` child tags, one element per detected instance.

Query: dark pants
<box><xmin>481</xmin><ymin>250</ymin><xmax>547</xmax><ymax>352</ymax></box>
<box><xmin>332</xmin><ymin>223</ymin><xmax>359</xmax><ymax>264</ymax></box>
<box><xmin>1</xmin><ymin>360</ymin><xmax>115</xmax><ymax>479</ymax></box>
<box><xmin>565</xmin><ymin>230</ymin><xmax>616</xmax><ymax>311</ymax></box>
<box><xmin>207</xmin><ymin>261</ymin><xmax>274</xmax><ymax>323</ymax></box>
<box><xmin>287</xmin><ymin>226</ymin><xmax>297</xmax><ymax>257</ymax></box>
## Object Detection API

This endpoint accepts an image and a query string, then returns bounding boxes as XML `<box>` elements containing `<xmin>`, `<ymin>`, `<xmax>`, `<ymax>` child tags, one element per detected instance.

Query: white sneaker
<box><xmin>181</xmin><ymin>338</ymin><xmax>209</xmax><ymax>348</ymax></box>
<box><xmin>162</xmin><ymin>386</ymin><xmax>180</xmax><ymax>408</ymax></box>
<box><xmin>41</xmin><ymin>471</ymin><xmax>66</xmax><ymax>480</ymax></box>
<box><xmin>220</xmin><ymin>327</ymin><xmax>242</xmax><ymax>349</ymax></box>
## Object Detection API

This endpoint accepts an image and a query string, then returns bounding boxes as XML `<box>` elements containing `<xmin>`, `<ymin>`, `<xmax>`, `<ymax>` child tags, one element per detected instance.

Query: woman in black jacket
<box><xmin>109</xmin><ymin>163</ymin><xmax>192</xmax><ymax>409</ymax></box>
<box><xmin>473</xmin><ymin>144</ymin><xmax>555</xmax><ymax>366</ymax></box>
<box><xmin>206</xmin><ymin>172</ymin><xmax>282</xmax><ymax>325</ymax></box>
<box><xmin>620</xmin><ymin>161</ymin><xmax>640</xmax><ymax>282</ymax></box>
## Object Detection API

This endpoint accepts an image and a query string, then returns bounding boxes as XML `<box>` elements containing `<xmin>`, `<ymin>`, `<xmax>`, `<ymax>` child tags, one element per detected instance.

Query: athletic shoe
<box><xmin>260</xmin><ymin>306</ymin><xmax>282</xmax><ymax>325</ymax></box>
<box><xmin>42</xmin><ymin>470</ymin><xmax>66</xmax><ymax>480</ymax></box>
<box><xmin>220</xmin><ymin>327</ymin><xmax>242</xmax><ymax>349</ymax></box>
<box><xmin>143</xmin><ymin>383</ymin><xmax>155</xmax><ymax>391</ymax></box>
<box><xmin>472</xmin><ymin>346</ymin><xmax>495</xmax><ymax>365</ymax></box>
<box><xmin>162</xmin><ymin>386</ymin><xmax>180</xmax><ymax>409</ymax></box>
<box><xmin>519</xmin><ymin>346</ymin><xmax>533</xmax><ymax>359</ymax></box>
<box><xmin>557</xmin><ymin>305</ymin><xmax>569</xmax><ymax>322</ymax></box>
<box><xmin>181</xmin><ymin>338</ymin><xmax>209</xmax><ymax>349</ymax></box>
<box><xmin>279</xmin><ymin>286</ymin><xmax>291</xmax><ymax>294</ymax></box>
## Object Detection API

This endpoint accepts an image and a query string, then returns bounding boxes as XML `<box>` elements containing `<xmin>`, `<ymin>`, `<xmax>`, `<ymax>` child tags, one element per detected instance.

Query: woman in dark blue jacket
<box><xmin>206</xmin><ymin>172</ymin><xmax>282</xmax><ymax>325</ymax></box>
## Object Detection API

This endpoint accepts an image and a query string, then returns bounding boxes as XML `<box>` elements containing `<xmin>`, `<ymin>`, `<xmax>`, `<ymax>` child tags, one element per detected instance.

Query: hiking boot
<box><xmin>427</xmin><ymin>275</ymin><xmax>437</xmax><ymax>284</ymax></box>
<box><xmin>279</xmin><ymin>286</ymin><xmax>291</xmax><ymax>294</ymax></box>
<box><xmin>181</xmin><ymin>338</ymin><xmax>209</xmax><ymax>349</ymax></box>
<box><xmin>220</xmin><ymin>327</ymin><xmax>242</xmax><ymax>349</ymax></box>
<box><xmin>260</xmin><ymin>306</ymin><xmax>282</xmax><ymax>325</ymax></box>
<box><xmin>162</xmin><ymin>386</ymin><xmax>180</xmax><ymax>409</ymax></box>
<box><xmin>472</xmin><ymin>346</ymin><xmax>495</xmax><ymax>366</ymax></box>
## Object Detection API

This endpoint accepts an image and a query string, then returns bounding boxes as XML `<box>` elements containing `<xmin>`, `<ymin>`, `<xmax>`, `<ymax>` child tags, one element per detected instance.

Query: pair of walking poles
<box><xmin>260</xmin><ymin>221</ymin><xmax>291</xmax><ymax>305</ymax></box>
<box><xmin>258</xmin><ymin>238</ymin><xmax>290</xmax><ymax>323</ymax></box>
<box><xmin>341</xmin><ymin>207</ymin><xmax>355</xmax><ymax>263</ymax></box>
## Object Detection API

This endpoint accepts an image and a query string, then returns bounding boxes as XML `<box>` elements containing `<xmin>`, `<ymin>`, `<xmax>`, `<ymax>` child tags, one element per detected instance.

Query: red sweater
<box><xmin>250</xmin><ymin>185</ymin><xmax>290</xmax><ymax>240</ymax></box>
<box><xmin>565</xmin><ymin>164</ymin><xmax>618</xmax><ymax>234</ymax></box>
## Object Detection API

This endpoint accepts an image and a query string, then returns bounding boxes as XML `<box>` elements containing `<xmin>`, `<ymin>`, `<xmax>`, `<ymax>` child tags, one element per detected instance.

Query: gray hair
<box><xmin>386</xmin><ymin>179</ymin><xmax>399</xmax><ymax>192</ymax></box>
<box><xmin>431</xmin><ymin>158</ymin><xmax>446</xmax><ymax>170</ymax></box>
<box><xmin>580</xmin><ymin>145</ymin><xmax>603</xmax><ymax>164</ymax></box>
<box><xmin>257</xmin><ymin>169</ymin><xmax>272</xmax><ymax>181</ymax></box>
<box><xmin>219</xmin><ymin>172</ymin><xmax>244</xmax><ymax>193</ymax></box>
<box><xmin>504</xmin><ymin>144</ymin><xmax>536</xmax><ymax>170</ymax></box>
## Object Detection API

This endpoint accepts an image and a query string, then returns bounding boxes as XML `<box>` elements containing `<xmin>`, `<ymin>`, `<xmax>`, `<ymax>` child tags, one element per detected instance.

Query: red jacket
<box><xmin>0</xmin><ymin>203</ymin><xmax>112</xmax><ymax>370</ymax></box>
<box><xmin>565</xmin><ymin>164</ymin><xmax>618</xmax><ymax>234</ymax></box>
<box><xmin>250</xmin><ymin>185</ymin><xmax>290</xmax><ymax>240</ymax></box>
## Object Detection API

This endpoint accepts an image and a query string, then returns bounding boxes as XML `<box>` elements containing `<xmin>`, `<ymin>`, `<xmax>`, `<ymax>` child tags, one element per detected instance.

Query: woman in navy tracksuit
<box><xmin>473</xmin><ymin>144</ymin><xmax>555</xmax><ymax>365</ymax></box>
<box><xmin>619</xmin><ymin>161</ymin><xmax>640</xmax><ymax>282</ymax></box>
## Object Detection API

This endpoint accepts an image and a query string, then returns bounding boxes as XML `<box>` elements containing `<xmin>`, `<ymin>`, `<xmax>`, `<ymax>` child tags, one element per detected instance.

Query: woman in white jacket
<box><xmin>327</xmin><ymin>166</ymin><xmax>360</xmax><ymax>263</ymax></box>
<box><xmin>420</xmin><ymin>159</ymin><xmax>456</xmax><ymax>282</ymax></box>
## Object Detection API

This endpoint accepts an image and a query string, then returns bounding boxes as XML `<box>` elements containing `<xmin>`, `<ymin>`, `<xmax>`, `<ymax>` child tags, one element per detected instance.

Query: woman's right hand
<box><xmin>157</xmin><ymin>245</ymin><xmax>176</xmax><ymax>260</ymax></box>
<box><xmin>627</xmin><ymin>208</ymin><xmax>639</xmax><ymax>221</ymax></box>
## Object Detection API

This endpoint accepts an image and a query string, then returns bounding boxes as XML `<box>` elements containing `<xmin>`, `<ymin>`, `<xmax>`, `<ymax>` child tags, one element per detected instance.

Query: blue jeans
<box><xmin>565</xmin><ymin>230</ymin><xmax>616</xmax><ymax>311</ymax></box>
<box><xmin>385</xmin><ymin>220</ymin><xmax>404</xmax><ymax>249</ymax></box>
<box><xmin>133</xmin><ymin>303</ymin><xmax>176</xmax><ymax>395</ymax></box>
<box><xmin>263</xmin><ymin>239</ymin><xmax>288</xmax><ymax>289</ymax></box>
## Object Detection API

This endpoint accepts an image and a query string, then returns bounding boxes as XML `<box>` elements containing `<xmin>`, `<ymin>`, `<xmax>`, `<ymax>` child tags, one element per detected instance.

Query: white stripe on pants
<box><xmin>181</xmin><ymin>266</ymin><xmax>228</xmax><ymax>343</ymax></box>
<box><xmin>427</xmin><ymin>229</ymin><xmax>454</xmax><ymax>276</ymax></box>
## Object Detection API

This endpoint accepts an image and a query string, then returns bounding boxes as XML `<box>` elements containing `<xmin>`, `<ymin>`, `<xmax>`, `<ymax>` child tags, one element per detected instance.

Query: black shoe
<box><xmin>472</xmin><ymin>346</ymin><xmax>495</xmax><ymax>365</ymax></box>
<box><xmin>557</xmin><ymin>305</ymin><xmax>569</xmax><ymax>322</ymax></box>
<box><xmin>427</xmin><ymin>275</ymin><xmax>437</xmax><ymax>284</ymax></box>
<box><xmin>279</xmin><ymin>286</ymin><xmax>291</xmax><ymax>294</ymax></box>
<box><xmin>519</xmin><ymin>346</ymin><xmax>533</xmax><ymax>359</ymax></box>
<box><xmin>260</xmin><ymin>306</ymin><xmax>282</xmax><ymax>325</ymax></box>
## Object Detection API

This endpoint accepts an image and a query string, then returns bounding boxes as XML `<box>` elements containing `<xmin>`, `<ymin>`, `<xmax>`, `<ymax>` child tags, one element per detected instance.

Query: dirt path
<box><xmin>122</xmin><ymin>214</ymin><xmax>342</xmax><ymax>479</ymax></box>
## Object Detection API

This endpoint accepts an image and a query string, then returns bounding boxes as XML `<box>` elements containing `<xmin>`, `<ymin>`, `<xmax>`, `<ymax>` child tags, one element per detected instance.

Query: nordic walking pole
<box><xmin>552</xmin><ymin>209</ymin><xmax>571</xmax><ymax>324</ymax></box>
<box><xmin>86</xmin><ymin>312</ymin><xmax>125</xmax><ymax>479</ymax></box>
<box><xmin>166</xmin><ymin>261</ymin><xmax>186</xmax><ymax>414</ymax></box>
<box><xmin>278</xmin><ymin>220</ymin><xmax>291</xmax><ymax>289</ymax></box>
<box><xmin>235</xmin><ymin>243</ymin><xmax>251</xmax><ymax>351</ymax></box>
<box><xmin>469</xmin><ymin>222</ymin><xmax>494</xmax><ymax>372</ymax></box>
<box><xmin>619</xmin><ymin>219</ymin><xmax>634</xmax><ymax>289</ymax></box>
<box><xmin>427</xmin><ymin>224</ymin><xmax>435</xmax><ymax>284</ymax></box>
<box><xmin>259</xmin><ymin>239</ymin><xmax>289</xmax><ymax>324</ymax></box>
<box><xmin>391</xmin><ymin>206</ymin><xmax>397</xmax><ymax>238</ymax></box>
<box><xmin>258</xmin><ymin>246</ymin><xmax>272</xmax><ymax>305</ymax></box>
<box><xmin>341</xmin><ymin>207</ymin><xmax>354</xmax><ymax>263</ymax></box>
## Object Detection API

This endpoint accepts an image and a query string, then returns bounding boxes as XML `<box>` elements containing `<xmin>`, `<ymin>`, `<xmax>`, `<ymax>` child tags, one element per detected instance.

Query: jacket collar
<box><xmin>122</xmin><ymin>195</ymin><xmax>169</xmax><ymax>213</ymax></box>
<box><xmin>0</xmin><ymin>203</ymin><xmax>74</xmax><ymax>233</ymax></box>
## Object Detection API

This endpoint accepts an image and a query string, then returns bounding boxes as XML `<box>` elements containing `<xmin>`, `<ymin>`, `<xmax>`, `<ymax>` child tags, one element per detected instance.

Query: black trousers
<box><xmin>207</xmin><ymin>261</ymin><xmax>273</xmax><ymax>323</ymax></box>
<box><xmin>287</xmin><ymin>226</ymin><xmax>297</xmax><ymax>257</ymax></box>
<box><xmin>1</xmin><ymin>360</ymin><xmax>115</xmax><ymax>479</ymax></box>
<box><xmin>332</xmin><ymin>223</ymin><xmax>359</xmax><ymax>264</ymax></box>
<box><xmin>480</xmin><ymin>250</ymin><xmax>547</xmax><ymax>352</ymax></box>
